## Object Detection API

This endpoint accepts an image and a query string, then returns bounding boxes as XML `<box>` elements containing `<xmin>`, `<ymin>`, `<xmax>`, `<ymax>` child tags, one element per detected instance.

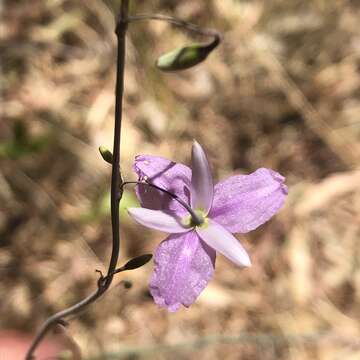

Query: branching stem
<box><xmin>24</xmin><ymin>1</ymin><xmax>129</xmax><ymax>359</ymax></box>
<box><xmin>25</xmin><ymin>5</ymin><xmax>218</xmax><ymax>359</ymax></box>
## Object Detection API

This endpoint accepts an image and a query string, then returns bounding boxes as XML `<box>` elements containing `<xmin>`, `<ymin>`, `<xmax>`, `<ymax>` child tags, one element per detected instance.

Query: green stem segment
<box><xmin>24</xmin><ymin>2</ymin><xmax>129</xmax><ymax>359</ymax></box>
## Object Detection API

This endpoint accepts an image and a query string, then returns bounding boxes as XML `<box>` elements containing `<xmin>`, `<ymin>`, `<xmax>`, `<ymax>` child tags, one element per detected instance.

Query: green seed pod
<box><xmin>156</xmin><ymin>35</ymin><xmax>220</xmax><ymax>72</ymax></box>
<box><xmin>99</xmin><ymin>145</ymin><xmax>113</xmax><ymax>164</ymax></box>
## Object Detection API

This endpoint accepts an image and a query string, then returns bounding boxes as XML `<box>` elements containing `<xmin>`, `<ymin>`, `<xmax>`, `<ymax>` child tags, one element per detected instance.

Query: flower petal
<box><xmin>150</xmin><ymin>231</ymin><xmax>216</xmax><ymax>311</ymax></box>
<box><xmin>127</xmin><ymin>208</ymin><xmax>189</xmax><ymax>233</ymax></box>
<box><xmin>134</xmin><ymin>155</ymin><xmax>191</xmax><ymax>216</ymax></box>
<box><xmin>209</xmin><ymin>168</ymin><xmax>288</xmax><ymax>233</ymax></box>
<box><xmin>190</xmin><ymin>141</ymin><xmax>214</xmax><ymax>214</ymax></box>
<box><xmin>197</xmin><ymin>219</ymin><xmax>251</xmax><ymax>267</ymax></box>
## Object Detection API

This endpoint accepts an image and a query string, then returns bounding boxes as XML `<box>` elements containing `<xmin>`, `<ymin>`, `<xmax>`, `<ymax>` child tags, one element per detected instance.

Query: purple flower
<box><xmin>128</xmin><ymin>141</ymin><xmax>288</xmax><ymax>312</ymax></box>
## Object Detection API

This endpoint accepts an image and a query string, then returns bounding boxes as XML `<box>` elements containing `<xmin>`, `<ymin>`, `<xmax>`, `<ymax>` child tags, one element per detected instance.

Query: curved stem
<box><xmin>122</xmin><ymin>181</ymin><xmax>203</xmax><ymax>226</ymax></box>
<box><xmin>24</xmin><ymin>2</ymin><xmax>129</xmax><ymax>359</ymax></box>
<box><xmin>129</xmin><ymin>13</ymin><xmax>222</xmax><ymax>44</ymax></box>
<box><xmin>25</xmin><ymin>6</ymin><xmax>221</xmax><ymax>360</ymax></box>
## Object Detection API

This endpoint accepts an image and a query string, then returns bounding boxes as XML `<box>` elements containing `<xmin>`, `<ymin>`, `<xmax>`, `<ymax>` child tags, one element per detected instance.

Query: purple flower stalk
<box><xmin>128</xmin><ymin>141</ymin><xmax>288</xmax><ymax>311</ymax></box>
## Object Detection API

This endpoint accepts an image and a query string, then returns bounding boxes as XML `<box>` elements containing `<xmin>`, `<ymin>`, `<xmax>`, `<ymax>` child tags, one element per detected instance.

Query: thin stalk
<box><xmin>129</xmin><ymin>14</ymin><xmax>222</xmax><ymax>42</ymax></box>
<box><xmin>122</xmin><ymin>181</ymin><xmax>203</xmax><ymax>225</ymax></box>
<box><xmin>106</xmin><ymin>0</ymin><xmax>128</xmax><ymax>288</ymax></box>
<box><xmin>24</xmin><ymin>1</ymin><xmax>129</xmax><ymax>359</ymax></box>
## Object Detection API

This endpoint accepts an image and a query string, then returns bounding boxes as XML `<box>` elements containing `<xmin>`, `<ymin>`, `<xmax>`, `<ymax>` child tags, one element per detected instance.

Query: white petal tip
<box><xmin>242</xmin><ymin>258</ymin><xmax>252</xmax><ymax>267</ymax></box>
<box><xmin>192</xmin><ymin>140</ymin><xmax>201</xmax><ymax>149</ymax></box>
<box><xmin>235</xmin><ymin>255</ymin><xmax>251</xmax><ymax>267</ymax></box>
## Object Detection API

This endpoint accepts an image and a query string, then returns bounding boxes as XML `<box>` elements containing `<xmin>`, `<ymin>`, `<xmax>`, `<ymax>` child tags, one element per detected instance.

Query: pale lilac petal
<box><xmin>209</xmin><ymin>168</ymin><xmax>288</xmax><ymax>233</ymax></box>
<box><xmin>190</xmin><ymin>141</ymin><xmax>214</xmax><ymax>214</ymax></box>
<box><xmin>127</xmin><ymin>208</ymin><xmax>188</xmax><ymax>233</ymax></box>
<box><xmin>196</xmin><ymin>219</ymin><xmax>251</xmax><ymax>267</ymax></box>
<box><xmin>134</xmin><ymin>155</ymin><xmax>191</xmax><ymax>216</ymax></box>
<box><xmin>150</xmin><ymin>231</ymin><xmax>216</xmax><ymax>311</ymax></box>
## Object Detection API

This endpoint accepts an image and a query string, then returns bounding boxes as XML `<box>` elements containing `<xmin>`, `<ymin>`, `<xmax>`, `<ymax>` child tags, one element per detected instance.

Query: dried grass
<box><xmin>1</xmin><ymin>0</ymin><xmax>360</xmax><ymax>359</ymax></box>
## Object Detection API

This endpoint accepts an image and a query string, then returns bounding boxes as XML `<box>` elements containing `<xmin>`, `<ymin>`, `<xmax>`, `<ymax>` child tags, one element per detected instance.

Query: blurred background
<box><xmin>1</xmin><ymin>0</ymin><xmax>360</xmax><ymax>359</ymax></box>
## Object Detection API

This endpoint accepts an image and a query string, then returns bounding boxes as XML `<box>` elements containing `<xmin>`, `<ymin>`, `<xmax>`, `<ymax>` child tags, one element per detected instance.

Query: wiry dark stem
<box><xmin>106</xmin><ymin>0</ymin><xmax>128</xmax><ymax>289</ymax></box>
<box><xmin>24</xmin><ymin>2</ymin><xmax>129</xmax><ymax>359</ymax></box>
<box><xmin>25</xmin><ymin>4</ymin><xmax>221</xmax><ymax>359</ymax></box>
<box><xmin>122</xmin><ymin>181</ymin><xmax>203</xmax><ymax>226</ymax></box>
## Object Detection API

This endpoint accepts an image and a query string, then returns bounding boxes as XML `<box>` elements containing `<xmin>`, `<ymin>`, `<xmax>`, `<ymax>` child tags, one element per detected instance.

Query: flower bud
<box><xmin>156</xmin><ymin>36</ymin><xmax>220</xmax><ymax>72</ymax></box>
<box><xmin>123</xmin><ymin>254</ymin><xmax>153</xmax><ymax>271</ymax></box>
<box><xmin>99</xmin><ymin>146</ymin><xmax>113</xmax><ymax>164</ymax></box>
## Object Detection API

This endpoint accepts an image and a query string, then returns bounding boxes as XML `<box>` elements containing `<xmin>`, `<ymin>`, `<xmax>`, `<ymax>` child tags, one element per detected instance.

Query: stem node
<box><xmin>25</xmin><ymin>1</ymin><xmax>129</xmax><ymax>358</ymax></box>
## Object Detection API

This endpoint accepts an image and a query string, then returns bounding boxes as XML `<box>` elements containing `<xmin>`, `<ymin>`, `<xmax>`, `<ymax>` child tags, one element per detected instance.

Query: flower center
<box><xmin>182</xmin><ymin>209</ymin><xmax>207</xmax><ymax>228</ymax></box>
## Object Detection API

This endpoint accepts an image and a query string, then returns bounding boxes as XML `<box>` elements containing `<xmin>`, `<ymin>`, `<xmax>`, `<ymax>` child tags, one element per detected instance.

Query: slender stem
<box><xmin>106</xmin><ymin>0</ymin><xmax>128</xmax><ymax>288</ymax></box>
<box><xmin>25</xmin><ymin>5</ymin><xmax>220</xmax><ymax>359</ymax></box>
<box><xmin>129</xmin><ymin>14</ymin><xmax>222</xmax><ymax>43</ymax></box>
<box><xmin>24</xmin><ymin>2</ymin><xmax>129</xmax><ymax>359</ymax></box>
<box><xmin>122</xmin><ymin>181</ymin><xmax>203</xmax><ymax>225</ymax></box>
